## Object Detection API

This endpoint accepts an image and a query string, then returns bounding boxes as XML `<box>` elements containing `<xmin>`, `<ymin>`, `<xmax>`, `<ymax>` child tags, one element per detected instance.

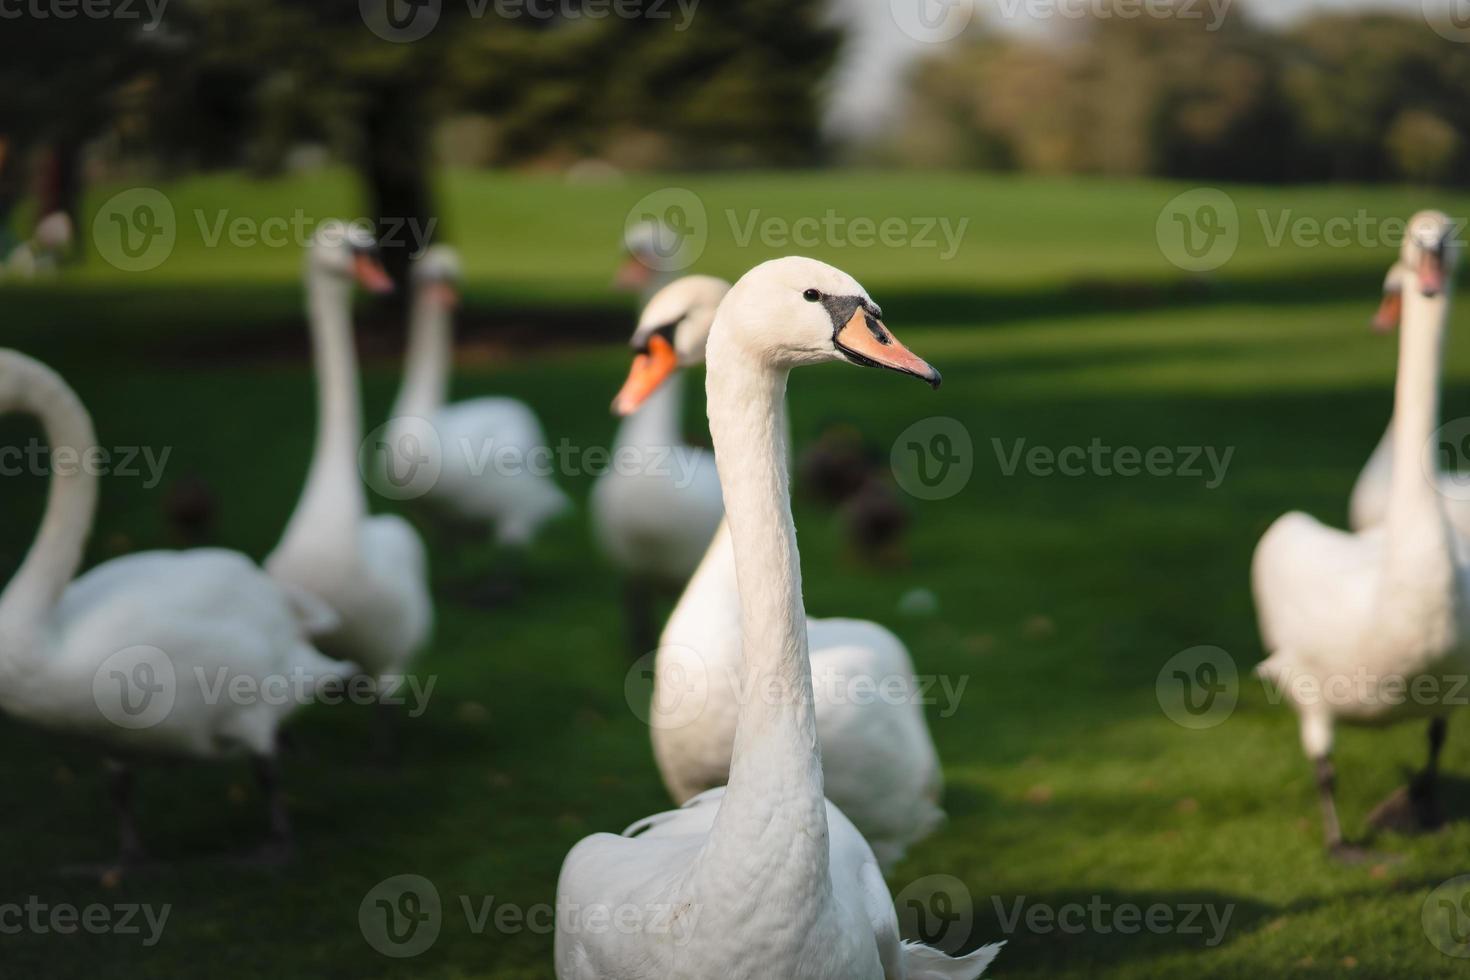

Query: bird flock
<box><xmin>0</xmin><ymin>208</ymin><xmax>1463</xmax><ymax>978</ymax></box>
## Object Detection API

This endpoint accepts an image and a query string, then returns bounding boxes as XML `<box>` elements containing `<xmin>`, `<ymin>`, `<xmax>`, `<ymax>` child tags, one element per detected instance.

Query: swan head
<box><xmin>613</xmin><ymin>218</ymin><xmax>670</xmax><ymax>293</ymax></box>
<box><xmin>711</xmin><ymin>256</ymin><xmax>941</xmax><ymax>388</ymax></box>
<box><xmin>412</xmin><ymin>244</ymin><xmax>462</xmax><ymax>311</ymax></box>
<box><xmin>307</xmin><ymin>221</ymin><xmax>395</xmax><ymax>295</ymax></box>
<box><xmin>1403</xmin><ymin>210</ymin><xmax>1460</xmax><ymax>297</ymax></box>
<box><xmin>612</xmin><ymin>275</ymin><xmax>731</xmax><ymax>416</ymax></box>
<box><xmin>1377</xmin><ymin>211</ymin><xmax>1462</xmax><ymax>330</ymax></box>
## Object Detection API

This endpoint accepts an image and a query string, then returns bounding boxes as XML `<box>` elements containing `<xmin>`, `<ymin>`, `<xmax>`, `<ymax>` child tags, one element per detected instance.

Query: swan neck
<box><xmin>698</xmin><ymin>326</ymin><xmax>828</xmax><ymax>880</ymax></box>
<box><xmin>1387</xmin><ymin>287</ymin><xmax>1450</xmax><ymax>533</ymax></box>
<box><xmin>0</xmin><ymin>360</ymin><xmax>99</xmax><ymax>659</ymax></box>
<box><xmin>613</xmin><ymin>371</ymin><xmax>684</xmax><ymax>450</ymax></box>
<box><xmin>283</xmin><ymin>274</ymin><xmax>366</xmax><ymax>548</ymax></box>
<box><xmin>394</xmin><ymin>288</ymin><xmax>452</xmax><ymax>421</ymax></box>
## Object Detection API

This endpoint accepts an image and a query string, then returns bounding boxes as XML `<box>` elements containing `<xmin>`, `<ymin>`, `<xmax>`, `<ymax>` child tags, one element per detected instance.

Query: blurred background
<box><xmin>4</xmin><ymin>1</ymin><xmax>1470</xmax><ymax>978</ymax></box>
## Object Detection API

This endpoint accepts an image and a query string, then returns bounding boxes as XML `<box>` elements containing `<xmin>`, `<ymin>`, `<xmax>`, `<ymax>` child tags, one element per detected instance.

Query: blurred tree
<box><xmin>898</xmin><ymin>6</ymin><xmax>1470</xmax><ymax>186</ymax></box>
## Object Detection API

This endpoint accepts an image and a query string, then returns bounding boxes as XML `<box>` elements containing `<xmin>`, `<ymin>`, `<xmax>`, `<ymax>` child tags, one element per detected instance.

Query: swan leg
<box><xmin>1367</xmin><ymin>716</ymin><xmax>1449</xmax><ymax>835</ymax></box>
<box><xmin>251</xmin><ymin>754</ymin><xmax>294</xmax><ymax>865</ymax></box>
<box><xmin>622</xmin><ymin>578</ymin><xmax>657</xmax><ymax>658</ymax></box>
<box><xmin>1314</xmin><ymin>756</ymin><xmax>1345</xmax><ymax>851</ymax></box>
<box><xmin>1409</xmin><ymin>716</ymin><xmax>1447</xmax><ymax>829</ymax></box>
<box><xmin>107</xmin><ymin>758</ymin><xmax>146</xmax><ymax>864</ymax></box>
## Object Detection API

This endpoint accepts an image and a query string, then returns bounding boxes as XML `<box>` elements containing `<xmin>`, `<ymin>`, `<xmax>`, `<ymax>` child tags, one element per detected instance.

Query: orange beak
<box><xmin>1373</xmin><ymin>290</ymin><xmax>1403</xmax><ymax>333</ymax></box>
<box><xmin>834</xmin><ymin>308</ymin><xmax>941</xmax><ymax>388</ymax></box>
<box><xmin>355</xmin><ymin>254</ymin><xmax>395</xmax><ymax>295</ymax></box>
<box><xmin>612</xmin><ymin>334</ymin><xmax>679</xmax><ymax>416</ymax></box>
<box><xmin>614</xmin><ymin>255</ymin><xmax>655</xmax><ymax>293</ymax></box>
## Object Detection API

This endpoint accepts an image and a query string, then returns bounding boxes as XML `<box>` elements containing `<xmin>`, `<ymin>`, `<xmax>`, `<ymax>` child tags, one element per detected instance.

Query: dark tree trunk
<box><xmin>48</xmin><ymin>134</ymin><xmax>85</xmax><ymax>265</ymax></box>
<box><xmin>360</xmin><ymin>83</ymin><xmax>436</xmax><ymax>306</ymax></box>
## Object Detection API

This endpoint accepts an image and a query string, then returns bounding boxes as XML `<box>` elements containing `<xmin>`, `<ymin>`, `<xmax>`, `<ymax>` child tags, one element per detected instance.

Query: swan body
<box><xmin>625</xmin><ymin>278</ymin><xmax>945</xmax><ymax>868</ymax></box>
<box><xmin>1253</xmin><ymin>212</ymin><xmax>1468</xmax><ymax>850</ymax></box>
<box><xmin>556</xmin><ymin>258</ymin><xmax>999</xmax><ymax>979</ymax></box>
<box><xmin>14</xmin><ymin>547</ymin><xmax>352</xmax><ymax>757</ymax></box>
<box><xmin>385</xmin><ymin>246</ymin><xmax>569</xmax><ymax>548</ymax></box>
<box><xmin>267</xmin><ymin>225</ymin><xmax>432</xmax><ymax>681</ymax></box>
<box><xmin>0</xmin><ymin>350</ymin><xmax>353</xmax><ymax>856</ymax></box>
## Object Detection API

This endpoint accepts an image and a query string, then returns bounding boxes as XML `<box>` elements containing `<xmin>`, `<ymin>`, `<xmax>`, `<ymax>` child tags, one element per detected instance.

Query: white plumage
<box><xmin>556</xmin><ymin>258</ymin><xmax>998</xmax><ymax>979</ymax></box>
<box><xmin>385</xmin><ymin>245</ymin><xmax>569</xmax><ymax>548</ymax></box>
<box><xmin>267</xmin><ymin>224</ymin><xmax>433</xmax><ymax>682</ymax></box>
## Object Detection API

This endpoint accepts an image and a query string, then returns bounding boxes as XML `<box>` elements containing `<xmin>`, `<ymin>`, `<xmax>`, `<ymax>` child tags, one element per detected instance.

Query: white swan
<box><xmin>1349</xmin><ymin>212</ymin><xmax>1470</xmax><ymax>536</ymax></box>
<box><xmin>0</xmin><ymin>349</ymin><xmax>355</xmax><ymax>862</ymax></box>
<box><xmin>1253</xmin><ymin>220</ymin><xmax>1468</xmax><ymax>857</ymax></box>
<box><xmin>591</xmin><ymin>271</ymin><xmax>724</xmax><ymax>652</ymax></box>
<box><xmin>267</xmin><ymin>225</ymin><xmax>433</xmax><ymax>691</ymax></box>
<box><xmin>619</xmin><ymin>276</ymin><xmax>945</xmax><ymax>869</ymax></box>
<box><xmin>384</xmin><ymin>245</ymin><xmax>570</xmax><ymax>548</ymax></box>
<box><xmin>555</xmin><ymin>258</ymin><xmax>1001</xmax><ymax>979</ymax></box>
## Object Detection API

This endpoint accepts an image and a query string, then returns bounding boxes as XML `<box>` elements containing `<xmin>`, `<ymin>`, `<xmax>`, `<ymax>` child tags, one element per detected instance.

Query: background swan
<box><xmin>591</xmin><ymin>263</ymin><xmax>724</xmax><ymax>653</ymax></box>
<box><xmin>1253</xmin><ymin>222</ymin><xmax>1467</xmax><ymax>858</ymax></box>
<box><xmin>0</xmin><ymin>349</ymin><xmax>355</xmax><ymax>865</ymax></box>
<box><xmin>385</xmin><ymin>245</ymin><xmax>570</xmax><ymax>552</ymax></box>
<box><xmin>1349</xmin><ymin>212</ymin><xmax>1470</xmax><ymax>535</ymax></box>
<box><xmin>620</xmin><ymin>275</ymin><xmax>945</xmax><ymax>869</ymax></box>
<box><xmin>267</xmin><ymin>225</ymin><xmax>433</xmax><ymax>716</ymax></box>
<box><xmin>556</xmin><ymin>257</ymin><xmax>1000</xmax><ymax>979</ymax></box>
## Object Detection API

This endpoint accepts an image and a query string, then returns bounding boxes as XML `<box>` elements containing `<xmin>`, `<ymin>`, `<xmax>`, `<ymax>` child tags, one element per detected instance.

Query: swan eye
<box><xmin>803</xmin><ymin>289</ymin><xmax>821</xmax><ymax>302</ymax></box>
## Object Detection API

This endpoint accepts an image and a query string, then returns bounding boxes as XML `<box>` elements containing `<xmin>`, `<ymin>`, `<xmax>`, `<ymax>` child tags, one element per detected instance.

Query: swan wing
<box><xmin>1252</xmin><ymin>512</ymin><xmax>1379</xmax><ymax>660</ymax></box>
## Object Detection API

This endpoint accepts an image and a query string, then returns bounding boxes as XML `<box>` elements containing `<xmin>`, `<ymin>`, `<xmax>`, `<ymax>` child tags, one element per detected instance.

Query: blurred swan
<box><xmin>556</xmin><ymin>257</ymin><xmax>998</xmax><ymax>979</ymax></box>
<box><xmin>1350</xmin><ymin>213</ymin><xmax>1470</xmax><ymax>536</ymax></box>
<box><xmin>591</xmin><ymin>233</ymin><xmax>723</xmax><ymax>653</ymax></box>
<box><xmin>385</xmin><ymin>245</ymin><xmax>569</xmax><ymax>549</ymax></box>
<box><xmin>0</xmin><ymin>349</ymin><xmax>354</xmax><ymax>866</ymax></box>
<box><xmin>267</xmin><ymin>224</ymin><xmax>433</xmax><ymax>706</ymax></box>
<box><xmin>624</xmin><ymin>276</ymin><xmax>944</xmax><ymax>870</ymax></box>
<box><xmin>1253</xmin><ymin>214</ymin><xmax>1468</xmax><ymax>858</ymax></box>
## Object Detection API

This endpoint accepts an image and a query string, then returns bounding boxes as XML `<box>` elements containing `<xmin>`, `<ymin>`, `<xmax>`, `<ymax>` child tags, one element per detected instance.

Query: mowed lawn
<box><xmin>2</xmin><ymin>172</ymin><xmax>1470</xmax><ymax>978</ymax></box>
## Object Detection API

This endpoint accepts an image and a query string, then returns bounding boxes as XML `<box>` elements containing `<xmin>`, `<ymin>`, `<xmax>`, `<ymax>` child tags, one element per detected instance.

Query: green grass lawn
<box><xmin>3</xmin><ymin>170</ymin><xmax>1470</xmax><ymax>978</ymax></box>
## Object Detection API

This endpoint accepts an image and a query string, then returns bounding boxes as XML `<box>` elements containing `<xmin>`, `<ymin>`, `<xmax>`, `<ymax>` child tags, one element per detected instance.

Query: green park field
<box><xmin>2</xmin><ymin>170</ymin><xmax>1469</xmax><ymax>978</ymax></box>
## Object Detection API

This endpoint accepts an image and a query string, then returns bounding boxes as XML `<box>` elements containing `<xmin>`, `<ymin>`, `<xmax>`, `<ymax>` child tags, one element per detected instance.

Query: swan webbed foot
<box><xmin>1366</xmin><ymin>776</ymin><xmax>1445</xmax><ymax>835</ymax></box>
